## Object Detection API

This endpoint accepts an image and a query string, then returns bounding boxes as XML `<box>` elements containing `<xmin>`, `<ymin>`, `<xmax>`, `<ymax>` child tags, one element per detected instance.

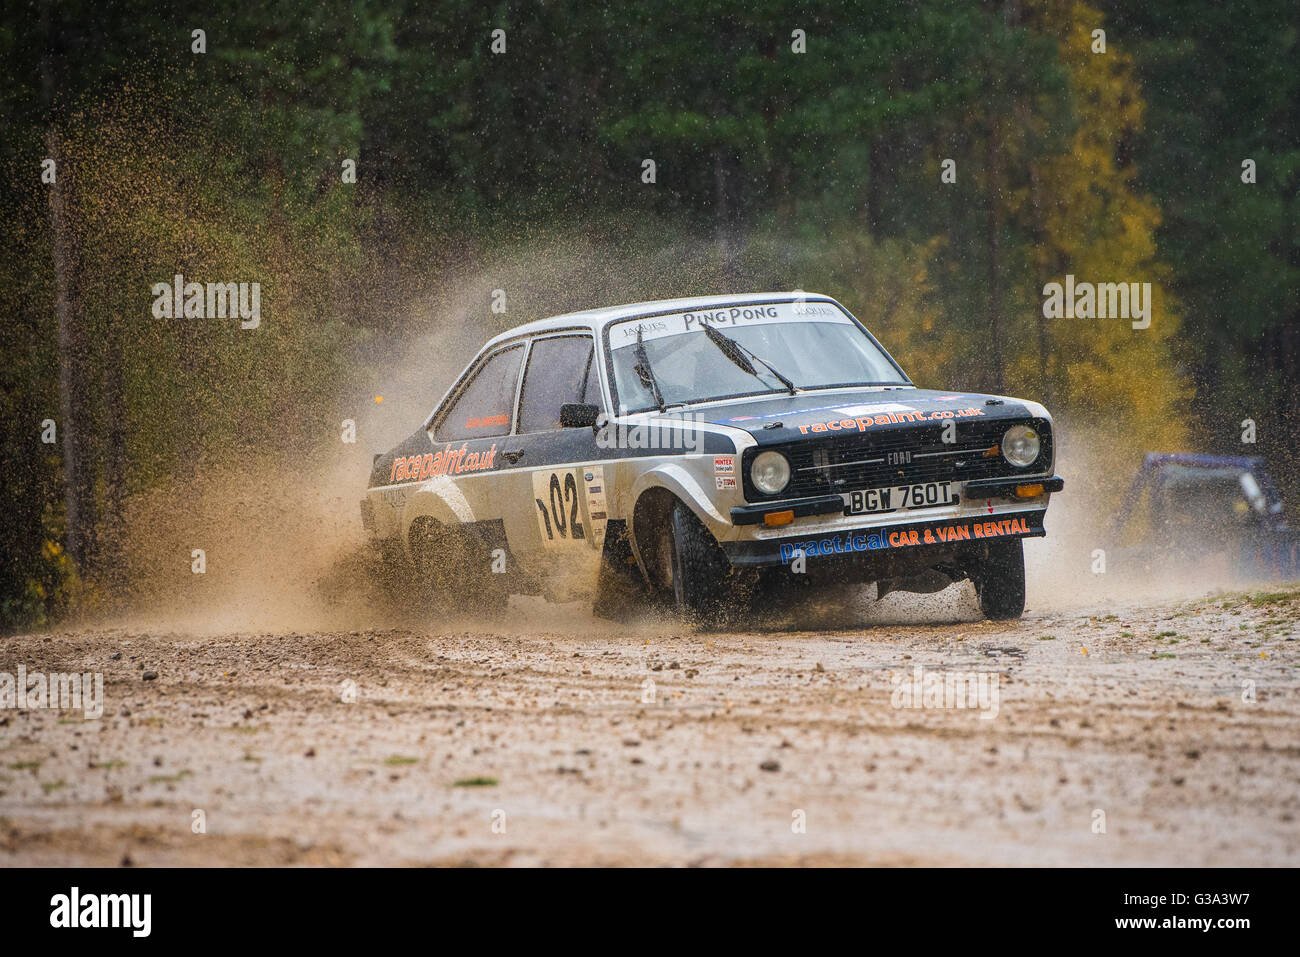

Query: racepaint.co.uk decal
<box><xmin>390</xmin><ymin>443</ymin><xmax>497</xmax><ymax>483</ymax></box>
<box><xmin>798</xmin><ymin>406</ymin><xmax>985</xmax><ymax>435</ymax></box>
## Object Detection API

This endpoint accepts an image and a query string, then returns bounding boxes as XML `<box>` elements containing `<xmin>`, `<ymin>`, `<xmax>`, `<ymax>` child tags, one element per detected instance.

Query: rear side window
<box><xmin>517</xmin><ymin>335</ymin><xmax>596</xmax><ymax>433</ymax></box>
<box><xmin>435</xmin><ymin>344</ymin><xmax>524</xmax><ymax>441</ymax></box>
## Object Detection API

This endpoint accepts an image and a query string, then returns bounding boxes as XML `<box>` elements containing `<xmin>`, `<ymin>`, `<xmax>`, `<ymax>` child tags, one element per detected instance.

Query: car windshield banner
<box><xmin>609</xmin><ymin>301</ymin><xmax>852</xmax><ymax>349</ymax></box>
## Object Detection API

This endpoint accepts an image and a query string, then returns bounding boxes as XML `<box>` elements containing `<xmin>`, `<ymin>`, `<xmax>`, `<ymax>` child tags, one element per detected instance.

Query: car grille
<box><xmin>742</xmin><ymin>417</ymin><xmax>1052</xmax><ymax>501</ymax></box>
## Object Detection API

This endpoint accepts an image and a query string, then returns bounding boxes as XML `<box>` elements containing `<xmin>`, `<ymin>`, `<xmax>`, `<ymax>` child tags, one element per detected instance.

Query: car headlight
<box><xmin>751</xmin><ymin>450</ymin><xmax>791</xmax><ymax>495</ymax></box>
<box><xmin>1001</xmin><ymin>425</ymin><xmax>1040</xmax><ymax>468</ymax></box>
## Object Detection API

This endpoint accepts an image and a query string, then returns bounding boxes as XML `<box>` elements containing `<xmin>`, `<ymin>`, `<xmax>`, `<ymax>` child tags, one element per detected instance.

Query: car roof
<box><xmin>480</xmin><ymin>291</ymin><xmax>840</xmax><ymax>350</ymax></box>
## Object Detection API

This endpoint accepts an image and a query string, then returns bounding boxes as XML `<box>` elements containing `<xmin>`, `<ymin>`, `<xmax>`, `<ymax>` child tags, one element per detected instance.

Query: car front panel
<box><xmin>740</xmin><ymin>415</ymin><xmax>1052</xmax><ymax>502</ymax></box>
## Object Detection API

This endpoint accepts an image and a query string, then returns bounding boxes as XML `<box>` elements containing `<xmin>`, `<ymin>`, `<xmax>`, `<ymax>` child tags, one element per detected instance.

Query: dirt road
<box><xmin>2</xmin><ymin>583</ymin><xmax>1298</xmax><ymax>866</ymax></box>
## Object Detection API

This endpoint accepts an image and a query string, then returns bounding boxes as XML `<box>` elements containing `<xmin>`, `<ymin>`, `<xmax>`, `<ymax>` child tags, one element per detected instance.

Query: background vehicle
<box><xmin>1109</xmin><ymin>453</ymin><xmax>1300</xmax><ymax>581</ymax></box>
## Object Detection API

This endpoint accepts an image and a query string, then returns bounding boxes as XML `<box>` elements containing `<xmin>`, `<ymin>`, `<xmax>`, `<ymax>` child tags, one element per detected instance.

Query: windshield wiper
<box><xmin>701</xmin><ymin>323</ymin><xmax>797</xmax><ymax>395</ymax></box>
<box><xmin>633</xmin><ymin>325</ymin><xmax>666</xmax><ymax>411</ymax></box>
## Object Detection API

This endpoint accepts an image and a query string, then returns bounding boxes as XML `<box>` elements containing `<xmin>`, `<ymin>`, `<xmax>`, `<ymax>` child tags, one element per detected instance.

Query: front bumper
<box><xmin>728</xmin><ymin>474</ymin><xmax>1064</xmax><ymax>527</ymax></box>
<box><xmin>721</xmin><ymin>507</ymin><xmax>1048</xmax><ymax>567</ymax></box>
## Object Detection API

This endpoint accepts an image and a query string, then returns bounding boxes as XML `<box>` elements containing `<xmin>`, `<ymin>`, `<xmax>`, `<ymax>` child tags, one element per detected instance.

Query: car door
<box><xmin>425</xmin><ymin>342</ymin><xmax>526</xmax><ymax>539</ymax></box>
<box><xmin>508</xmin><ymin>332</ymin><xmax>609</xmax><ymax>585</ymax></box>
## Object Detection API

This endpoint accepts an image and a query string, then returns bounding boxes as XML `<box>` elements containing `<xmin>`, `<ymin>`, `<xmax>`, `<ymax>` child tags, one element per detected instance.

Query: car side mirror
<box><xmin>559</xmin><ymin>403</ymin><xmax>601</xmax><ymax>429</ymax></box>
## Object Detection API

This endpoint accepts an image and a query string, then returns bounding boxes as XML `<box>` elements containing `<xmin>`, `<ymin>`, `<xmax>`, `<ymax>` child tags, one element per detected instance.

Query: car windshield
<box><xmin>607</xmin><ymin>301</ymin><xmax>907</xmax><ymax>413</ymax></box>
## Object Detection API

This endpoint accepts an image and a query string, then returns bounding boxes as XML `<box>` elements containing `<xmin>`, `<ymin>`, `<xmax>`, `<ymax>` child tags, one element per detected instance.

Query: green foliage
<box><xmin>1</xmin><ymin>0</ymin><xmax>1292</xmax><ymax>627</ymax></box>
<box><xmin>1107</xmin><ymin>0</ymin><xmax>1299</xmax><ymax>487</ymax></box>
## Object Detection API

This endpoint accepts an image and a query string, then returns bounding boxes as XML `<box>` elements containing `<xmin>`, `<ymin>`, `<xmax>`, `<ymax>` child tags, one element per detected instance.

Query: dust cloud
<box><xmin>95</xmin><ymin>241</ymin><xmax>709</xmax><ymax>637</ymax></box>
<box><xmin>87</xmin><ymin>246</ymin><xmax>1252</xmax><ymax>636</ymax></box>
<box><xmin>101</xmin><ymin>267</ymin><xmax>499</xmax><ymax>635</ymax></box>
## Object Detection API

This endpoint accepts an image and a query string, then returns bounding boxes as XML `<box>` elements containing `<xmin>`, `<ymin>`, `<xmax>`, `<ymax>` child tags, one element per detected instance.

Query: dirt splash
<box><xmin>85</xmin><ymin>249</ymin><xmax>1268</xmax><ymax>636</ymax></box>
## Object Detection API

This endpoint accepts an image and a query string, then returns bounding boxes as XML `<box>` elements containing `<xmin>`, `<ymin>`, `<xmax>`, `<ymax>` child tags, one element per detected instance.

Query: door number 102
<box><xmin>535</xmin><ymin>472</ymin><xmax>586</xmax><ymax>540</ymax></box>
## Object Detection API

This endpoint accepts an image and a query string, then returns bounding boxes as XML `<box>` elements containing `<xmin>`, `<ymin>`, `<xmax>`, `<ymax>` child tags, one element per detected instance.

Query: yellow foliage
<box><xmin>1011</xmin><ymin>0</ymin><xmax>1189</xmax><ymax>457</ymax></box>
<box><xmin>829</xmin><ymin>0</ymin><xmax>1192</xmax><ymax>474</ymax></box>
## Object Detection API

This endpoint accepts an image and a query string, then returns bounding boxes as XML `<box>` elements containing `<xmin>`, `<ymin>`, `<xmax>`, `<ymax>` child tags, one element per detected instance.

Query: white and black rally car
<box><xmin>361</xmin><ymin>293</ymin><xmax>1062</xmax><ymax>623</ymax></box>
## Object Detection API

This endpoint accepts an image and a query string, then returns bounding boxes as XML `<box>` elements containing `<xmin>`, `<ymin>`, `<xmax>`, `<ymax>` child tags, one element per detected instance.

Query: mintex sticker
<box><xmin>716</xmin><ymin>476</ymin><xmax>737</xmax><ymax>490</ymax></box>
<box><xmin>713</xmin><ymin>455</ymin><xmax>735</xmax><ymax>475</ymax></box>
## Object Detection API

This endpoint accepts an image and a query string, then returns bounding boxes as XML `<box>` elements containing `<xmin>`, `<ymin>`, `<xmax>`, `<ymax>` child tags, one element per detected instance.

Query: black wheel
<box><xmin>974</xmin><ymin>539</ymin><xmax>1026</xmax><ymax>620</ymax></box>
<box><xmin>662</xmin><ymin>502</ymin><xmax>747</xmax><ymax>627</ymax></box>
<box><xmin>368</xmin><ymin>539</ymin><xmax>413</xmax><ymax>603</ymax></box>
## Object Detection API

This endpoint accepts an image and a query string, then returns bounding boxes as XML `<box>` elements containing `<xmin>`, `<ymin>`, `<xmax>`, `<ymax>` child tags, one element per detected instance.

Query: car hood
<box><xmin>693</xmin><ymin>387</ymin><xmax>1044</xmax><ymax>446</ymax></box>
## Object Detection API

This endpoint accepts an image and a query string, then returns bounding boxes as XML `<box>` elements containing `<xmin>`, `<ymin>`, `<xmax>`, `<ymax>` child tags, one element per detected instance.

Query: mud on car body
<box><xmin>361</xmin><ymin>293</ymin><xmax>1063</xmax><ymax>623</ymax></box>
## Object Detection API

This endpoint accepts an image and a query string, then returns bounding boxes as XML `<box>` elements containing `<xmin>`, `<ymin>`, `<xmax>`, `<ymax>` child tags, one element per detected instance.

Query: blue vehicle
<box><xmin>1110</xmin><ymin>453</ymin><xmax>1298</xmax><ymax>581</ymax></box>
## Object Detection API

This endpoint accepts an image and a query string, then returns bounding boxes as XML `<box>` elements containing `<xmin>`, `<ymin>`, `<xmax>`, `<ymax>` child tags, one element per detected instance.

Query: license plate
<box><xmin>845</xmin><ymin>482</ymin><xmax>956</xmax><ymax>515</ymax></box>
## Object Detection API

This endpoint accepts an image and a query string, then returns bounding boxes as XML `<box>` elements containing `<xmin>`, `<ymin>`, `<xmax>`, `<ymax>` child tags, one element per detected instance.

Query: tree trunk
<box><xmin>867</xmin><ymin>136</ymin><xmax>884</xmax><ymax>235</ymax></box>
<box><xmin>714</xmin><ymin>148</ymin><xmax>740</xmax><ymax>288</ymax></box>
<box><xmin>986</xmin><ymin>124</ymin><xmax>1006</xmax><ymax>394</ymax></box>
<box><xmin>101</xmin><ymin>316</ymin><xmax>127</xmax><ymax>589</ymax></box>
<box><xmin>47</xmin><ymin>127</ymin><xmax>79</xmax><ymax>560</ymax></box>
<box><xmin>42</xmin><ymin>0</ymin><xmax>96</xmax><ymax>575</ymax></box>
<box><xmin>1023</xmin><ymin>112</ymin><xmax>1053</xmax><ymax>407</ymax></box>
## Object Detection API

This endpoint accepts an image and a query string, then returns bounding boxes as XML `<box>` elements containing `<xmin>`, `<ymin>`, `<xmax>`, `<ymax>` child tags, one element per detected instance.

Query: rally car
<box><xmin>361</xmin><ymin>293</ymin><xmax>1062</xmax><ymax>623</ymax></box>
<box><xmin>1108</xmin><ymin>453</ymin><xmax>1299</xmax><ymax>581</ymax></box>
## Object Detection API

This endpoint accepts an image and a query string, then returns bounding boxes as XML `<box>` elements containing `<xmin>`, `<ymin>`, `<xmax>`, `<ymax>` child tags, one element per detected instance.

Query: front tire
<box><xmin>973</xmin><ymin>539</ymin><xmax>1026</xmax><ymax>620</ymax></box>
<box><xmin>663</xmin><ymin>503</ymin><xmax>748</xmax><ymax>627</ymax></box>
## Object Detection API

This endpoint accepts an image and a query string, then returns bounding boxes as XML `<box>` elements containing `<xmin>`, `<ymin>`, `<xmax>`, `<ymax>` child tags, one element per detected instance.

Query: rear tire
<box><xmin>411</xmin><ymin>522</ymin><xmax>506</xmax><ymax>615</ymax></box>
<box><xmin>974</xmin><ymin>539</ymin><xmax>1026</xmax><ymax>620</ymax></box>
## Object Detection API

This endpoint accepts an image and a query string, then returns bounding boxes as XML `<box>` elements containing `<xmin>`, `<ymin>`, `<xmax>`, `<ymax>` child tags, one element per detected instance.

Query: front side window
<box><xmin>435</xmin><ymin>344</ymin><xmax>524</xmax><ymax>441</ymax></box>
<box><xmin>580</xmin><ymin>345</ymin><xmax>601</xmax><ymax>406</ymax></box>
<box><xmin>517</xmin><ymin>335</ymin><xmax>596</xmax><ymax>433</ymax></box>
<box><xmin>607</xmin><ymin>301</ymin><xmax>908</xmax><ymax>414</ymax></box>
